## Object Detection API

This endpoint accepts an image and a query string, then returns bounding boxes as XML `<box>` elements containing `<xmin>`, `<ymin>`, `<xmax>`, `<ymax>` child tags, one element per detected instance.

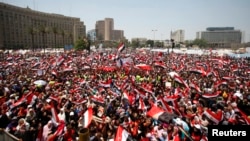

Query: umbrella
<box><xmin>34</xmin><ymin>80</ymin><xmax>47</xmax><ymax>86</ymax></box>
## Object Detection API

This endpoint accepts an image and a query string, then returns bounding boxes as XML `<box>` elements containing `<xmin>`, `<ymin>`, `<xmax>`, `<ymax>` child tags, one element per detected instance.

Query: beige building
<box><xmin>95</xmin><ymin>18</ymin><xmax>124</xmax><ymax>41</ymax></box>
<box><xmin>170</xmin><ymin>30</ymin><xmax>185</xmax><ymax>43</ymax></box>
<box><xmin>113</xmin><ymin>30</ymin><xmax>124</xmax><ymax>41</ymax></box>
<box><xmin>0</xmin><ymin>2</ymin><xmax>86</xmax><ymax>50</ymax></box>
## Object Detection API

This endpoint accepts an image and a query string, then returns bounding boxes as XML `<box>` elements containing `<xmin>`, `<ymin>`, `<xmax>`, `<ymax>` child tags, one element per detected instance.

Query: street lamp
<box><xmin>152</xmin><ymin>30</ymin><xmax>157</xmax><ymax>47</ymax></box>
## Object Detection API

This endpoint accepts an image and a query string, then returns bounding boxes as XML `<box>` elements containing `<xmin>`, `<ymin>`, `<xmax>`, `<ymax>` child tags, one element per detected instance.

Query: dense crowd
<box><xmin>0</xmin><ymin>48</ymin><xmax>250</xmax><ymax>141</ymax></box>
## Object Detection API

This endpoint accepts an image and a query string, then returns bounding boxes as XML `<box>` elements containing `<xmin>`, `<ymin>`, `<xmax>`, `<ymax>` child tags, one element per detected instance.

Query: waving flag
<box><xmin>51</xmin><ymin>103</ymin><xmax>60</xmax><ymax>123</ymax></box>
<box><xmin>115</xmin><ymin>126</ymin><xmax>130</xmax><ymax>141</ymax></box>
<box><xmin>147</xmin><ymin>104</ymin><xmax>177</xmax><ymax>123</ymax></box>
<box><xmin>117</xmin><ymin>42</ymin><xmax>125</xmax><ymax>53</ymax></box>
<box><xmin>203</xmin><ymin>109</ymin><xmax>223</xmax><ymax>124</ymax></box>
<box><xmin>138</xmin><ymin>98</ymin><xmax>146</xmax><ymax>110</ymax></box>
<box><xmin>83</xmin><ymin>107</ymin><xmax>93</xmax><ymax>128</ymax></box>
<box><xmin>202</xmin><ymin>91</ymin><xmax>221</xmax><ymax>99</ymax></box>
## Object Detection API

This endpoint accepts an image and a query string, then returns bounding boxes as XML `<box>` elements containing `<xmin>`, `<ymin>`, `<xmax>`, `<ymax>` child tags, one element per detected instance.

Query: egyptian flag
<box><xmin>11</xmin><ymin>92</ymin><xmax>33</xmax><ymax>108</ymax></box>
<box><xmin>99</xmin><ymin>79</ymin><xmax>112</xmax><ymax>88</ymax></box>
<box><xmin>90</xmin><ymin>96</ymin><xmax>105</xmax><ymax>105</ymax></box>
<box><xmin>154</xmin><ymin>61</ymin><xmax>167</xmax><ymax>69</ymax></box>
<box><xmin>203</xmin><ymin>109</ymin><xmax>223</xmax><ymax>124</ymax></box>
<box><xmin>138</xmin><ymin>98</ymin><xmax>146</xmax><ymax>110</ymax></box>
<box><xmin>202</xmin><ymin>91</ymin><xmax>221</xmax><ymax>99</ymax></box>
<box><xmin>115</xmin><ymin>126</ymin><xmax>132</xmax><ymax>141</ymax></box>
<box><xmin>147</xmin><ymin>104</ymin><xmax>177</xmax><ymax>123</ymax></box>
<box><xmin>173</xmin><ymin>75</ymin><xmax>190</xmax><ymax>89</ymax></box>
<box><xmin>51</xmin><ymin>103</ymin><xmax>60</xmax><ymax>123</ymax></box>
<box><xmin>117</xmin><ymin>42</ymin><xmax>125</xmax><ymax>54</ymax></box>
<box><xmin>83</xmin><ymin>107</ymin><xmax>93</xmax><ymax>128</ymax></box>
<box><xmin>189</xmin><ymin>82</ymin><xmax>201</xmax><ymax>93</ymax></box>
<box><xmin>123</xmin><ymin>91</ymin><xmax>134</xmax><ymax>105</ymax></box>
<box><xmin>157</xmin><ymin>97</ymin><xmax>173</xmax><ymax>113</ymax></box>
<box><xmin>72</xmin><ymin>98</ymin><xmax>87</xmax><ymax>105</ymax></box>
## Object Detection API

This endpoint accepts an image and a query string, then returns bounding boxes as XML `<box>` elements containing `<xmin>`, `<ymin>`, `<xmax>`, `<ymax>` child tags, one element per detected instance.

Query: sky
<box><xmin>1</xmin><ymin>0</ymin><xmax>250</xmax><ymax>42</ymax></box>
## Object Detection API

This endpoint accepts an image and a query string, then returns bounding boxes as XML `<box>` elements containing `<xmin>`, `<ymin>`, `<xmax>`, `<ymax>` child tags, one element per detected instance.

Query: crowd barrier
<box><xmin>0</xmin><ymin>129</ymin><xmax>20</xmax><ymax>141</ymax></box>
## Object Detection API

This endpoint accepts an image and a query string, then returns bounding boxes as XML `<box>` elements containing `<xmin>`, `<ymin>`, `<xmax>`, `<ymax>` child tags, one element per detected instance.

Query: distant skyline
<box><xmin>1</xmin><ymin>0</ymin><xmax>250</xmax><ymax>42</ymax></box>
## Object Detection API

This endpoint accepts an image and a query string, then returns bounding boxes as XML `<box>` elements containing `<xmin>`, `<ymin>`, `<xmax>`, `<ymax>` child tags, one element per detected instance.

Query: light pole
<box><xmin>152</xmin><ymin>30</ymin><xmax>157</xmax><ymax>47</ymax></box>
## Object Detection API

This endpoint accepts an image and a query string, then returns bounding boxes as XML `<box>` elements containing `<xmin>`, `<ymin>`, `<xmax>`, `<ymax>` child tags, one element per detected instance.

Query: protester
<box><xmin>0</xmin><ymin>47</ymin><xmax>250</xmax><ymax>141</ymax></box>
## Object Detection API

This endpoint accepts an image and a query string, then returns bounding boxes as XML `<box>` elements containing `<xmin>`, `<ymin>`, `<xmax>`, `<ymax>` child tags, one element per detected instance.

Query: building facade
<box><xmin>95</xmin><ymin>18</ymin><xmax>124</xmax><ymax>41</ymax></box>
<box><xmin>113</xmin><ymin>30</ymin><xmax>124</xmax><ymax>41</ymax></box>
<box><xmin>87</xmin><ymin>29</ymin><xmax>96</xmax><ymax>41</ymax></box>
<box><xmin>170</xmin><ymin>30</ymin><xmax>185</xmax><ymax>43</ymax></box>
<box><xmin>0</xmin><ymin>2</ymin><xmax>86</xmax><ymax>50</ymax></box>
<box><xmin>196</xmin><ymin>27</ymin><xmax>242</xmax><ymax>48</ymax></box>
<box><xmin>104</xmin><ymin>18</ymin><xmax>114</xmax><ymax>41</ymax></box>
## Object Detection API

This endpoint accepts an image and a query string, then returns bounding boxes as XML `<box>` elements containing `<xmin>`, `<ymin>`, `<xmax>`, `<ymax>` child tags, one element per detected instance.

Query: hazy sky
<box><xmin>2</xmin><ymin>0</ymin><xmax>250</xmax><ymax>41</ymax></box>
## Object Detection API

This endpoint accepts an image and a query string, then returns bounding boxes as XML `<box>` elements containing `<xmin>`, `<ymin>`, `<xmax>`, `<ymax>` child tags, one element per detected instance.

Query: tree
<box><xmin>61</xmin><ymin>30</ymin><xmax>65</xmax><ymax>49</ymax></box>
<box><xmin>184</xmin><ymin>40</ymin><xmax>193</xmax><ymax>47</ymax></box>
<box><xmin>192</xmin><ymin>38</ymin><xmax>208</xmax><ymax>48</ymax></box>
<box><xmin>131</xmin><ymin>38</ymin><xmax>140</xmax><ymax>48</ymax></box>
<box><xmin>28</xmin><ymin>27</ymin><xmax>36</xmax><ymax>52</ymax></box>
<box><xmin>146</xmin><ymin>40</ymin><xmax>154</xmax><ymax>48</ymax></box>
<box><xmin>39</xmin><ymin>25</ymin><xmax>50</xmax><ymax>53</ymax></box>
<box><xmin>52</xmin><ymin>27</ymin><xmax>59</xmax><ymax>49</ymax></box>
<box><xmin>74</xmin><ymin>38</ymin><xmax>89</xmax><ymax>51</ymax></box>
<box><xmin>68</xmin><ymin>33</ymin><xmax>73</xmax><ymax>46</ymax></box>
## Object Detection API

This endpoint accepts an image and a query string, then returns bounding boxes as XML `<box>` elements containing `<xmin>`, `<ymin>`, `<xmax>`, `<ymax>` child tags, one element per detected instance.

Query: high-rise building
<box><xmin>0</xmin><ymin>2</ymin><xmax>86</xmax><ymax>50</ymax></box>
<box><xmin>95</xmin><ymin>18</ymin><xmax>124</xmax><ymax>41</ymax></box>
<box><xmin>196</xmin><ymin>27</ymin><xmax>242</xmax><ymax>48</ymax></box>
<box><xmin>95</xmin><ymin>20</ymin><xmax>105</xmax><ymax>41</ymax></box>
<box><xmin>104</xmin><ymin>18</ymin><xmax>114</xmax><ymax>41</ymax></box>
<box><xmin>170</xmin><ymin>30</ymin><xmax>185</xmax><ymax>43</ymax></box>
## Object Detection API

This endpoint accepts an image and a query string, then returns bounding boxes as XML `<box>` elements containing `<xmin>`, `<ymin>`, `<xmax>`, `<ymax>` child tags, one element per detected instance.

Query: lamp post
<box><xmin>152</xmin><ymin>30</ymin><xmax>157</xmax><ymax>47</ymax></box>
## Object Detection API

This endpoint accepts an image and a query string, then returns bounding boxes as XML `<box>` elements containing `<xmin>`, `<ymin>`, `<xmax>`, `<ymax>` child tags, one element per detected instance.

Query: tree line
<box><xmin>28</xmin><ymin>25</ymin><xmax>73</xmax><ymax>52</ymax></box>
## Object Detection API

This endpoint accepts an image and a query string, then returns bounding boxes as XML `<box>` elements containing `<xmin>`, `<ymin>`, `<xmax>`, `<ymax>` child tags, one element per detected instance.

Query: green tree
<box><xmin>74</xmin><ymin>38</ymin><xmax>89</xmax><ymax>51</ymax></box>
<box><xmin>146</xmin><ymin>40</ymin><xmax>154</xmax><ymax>47</ymax></box>
<box><xmin>69</xmin><ymin>33</ymin><xmax>73</xmax><ymax>45</ymax></box>
<box><xmin>39</xmin><ymin>25</ymin><xmax>50</xmax><ymax>53</ymax></box>
<box><xmin>155</xmin><ymin>41</ymin><xmax>162</xmax><ymax>47</ymax></box>
<box><xmin>28</xmin><ymin>27</ymin><xmax>36</xmax><ymax>51</ymax></box>
<box><xmin>52</xmin><ymin>27</ymin><xmax>59</xmax><ymax>49</ymax></box>
<box><xmin>131</xmin><ymin>38</ymin><xmax>140</xmax><ymax>48</ymax></box>
<box><xmin>61</xmin><ymin>30</ymin><xmax>65</xmax><ymax>49</ymax></box>
<box><xmin>184</xmin><ymin>40</ymin><xmax>193</xmax><ymax>47</ymax></box>
<box><xmin>193</xmin><ymin>38</ymin><xmax>208</xmax><ymax>48</ymax></box>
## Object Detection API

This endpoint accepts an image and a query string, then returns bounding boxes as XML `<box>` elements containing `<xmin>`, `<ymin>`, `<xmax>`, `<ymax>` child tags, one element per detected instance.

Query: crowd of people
<box><xmin>0</xmin><ymin>48</ymin><xmax>250</xmax><ymax>141</ymax></box>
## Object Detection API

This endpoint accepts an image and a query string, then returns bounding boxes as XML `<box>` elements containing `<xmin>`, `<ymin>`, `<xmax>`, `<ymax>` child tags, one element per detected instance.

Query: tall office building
<box><xmin>104</xmin><ymin>18</ymin><xmax>114</xmax><ymax>41</ymax></box>
<box><xmin>95</xmin><ymin>20</ymin><xmax>105</xmax><ymax>40</ymax></box>
<box><xmin>87</xmin><ymin>29</ymin><xmax>96</xmax><ymax>41</ymax></box>
<box><xmin>196</xmin><ymin>27</ymin><xmax>242</xmax><ymax>48</ymax></box>
<box><xmin>95</xmin><ymin>18</ymin><xmax>124</xmax><ymax>41</ymax></box>
<box><xmin>0</xmin><ymin>2</ymin><xmax>86</xmax><ymax>50</ymax></box>
<box><xmin>170</xmin><ymin>30</ymin><xmax>185</xmax><ymax>43</ymax></box>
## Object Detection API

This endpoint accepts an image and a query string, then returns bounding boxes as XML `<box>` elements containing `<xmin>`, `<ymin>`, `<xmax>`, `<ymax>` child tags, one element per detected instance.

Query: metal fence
<box><xmin>0</xmin><ymin>129</ymin><xmax>20</xmax><ymax>141</ymax></box>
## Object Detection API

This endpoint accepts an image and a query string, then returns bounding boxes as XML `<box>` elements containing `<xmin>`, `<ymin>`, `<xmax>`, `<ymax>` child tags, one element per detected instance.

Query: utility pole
<box><xmin>152</xmin><ymin>30</ymin><xmax>157</xmax><ymax>48</ymax></box>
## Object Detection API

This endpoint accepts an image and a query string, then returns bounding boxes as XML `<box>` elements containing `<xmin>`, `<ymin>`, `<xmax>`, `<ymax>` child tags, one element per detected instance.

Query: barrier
<box><xmin>0</xmin><ymin>128</ymin><xmax>20</xmax><ymax>141</ymax></box>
